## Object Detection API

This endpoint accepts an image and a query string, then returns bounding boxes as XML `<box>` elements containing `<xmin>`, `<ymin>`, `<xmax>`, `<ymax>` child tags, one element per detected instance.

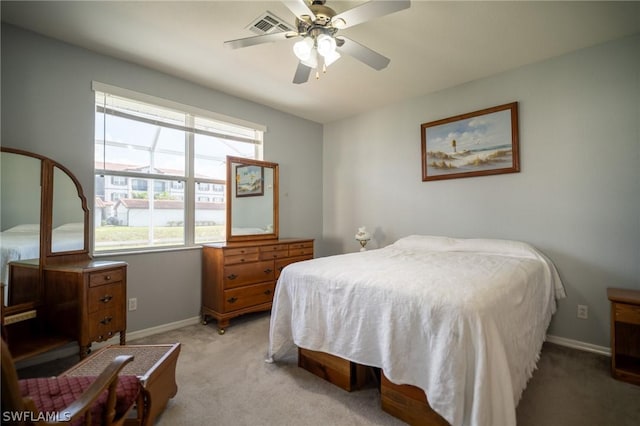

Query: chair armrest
<box><xmin>57</xmin><ymin>354</ymin><xmax>135</xmax><ymax>424</ymax></box>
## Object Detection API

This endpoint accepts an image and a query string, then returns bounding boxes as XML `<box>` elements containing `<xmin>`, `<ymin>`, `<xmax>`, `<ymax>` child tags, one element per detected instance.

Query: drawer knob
<box><xmin>105</xmin><ymin>275</ymin><xmax>111</xmax><ymax>281</ymax></box>
<box><xmin>264</xmin><ymin>289</ymin><xmax>272</xmax><ymax>295</ymax></box>
<box><xmin>99</xmin><ymin>295</ymin><xmax>113</xmax><ymax>303</ymax></box>
<box><xmin>264</xmin><ymin>268</ymin><xmax>273</xmax><ymax>274</ymax></box>
<box><xmin>100</xmin><ymin>316</ymin><xmax>113</xmax><ymax>325</ymax></box>
<box><xmin>227</xmin><ymin>297</ymin><xmax>238</xmax><ymax>304</ymax></box>
<box><xmin>227</xmin><ymin>274</ymin><xmax>238</xmax><ymax>280</ymax></box>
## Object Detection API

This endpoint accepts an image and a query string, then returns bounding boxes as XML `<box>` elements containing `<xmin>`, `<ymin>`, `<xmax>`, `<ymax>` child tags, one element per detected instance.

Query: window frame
<box><xmin>93</xmin><ymin>82</ymin><xmax>265</xmax><ymax>254</ymax></box>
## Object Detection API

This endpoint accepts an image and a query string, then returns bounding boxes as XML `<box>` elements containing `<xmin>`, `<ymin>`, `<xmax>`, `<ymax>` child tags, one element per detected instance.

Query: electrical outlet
<box><xmin>128</xmin><ymin>298</ymin><xmax>137</xmax><ymax>311</ymax></box>
<box><xmin>577</xmin><ymin>304</ymin><xmax>588</xmax><ymax>319</ymax></box>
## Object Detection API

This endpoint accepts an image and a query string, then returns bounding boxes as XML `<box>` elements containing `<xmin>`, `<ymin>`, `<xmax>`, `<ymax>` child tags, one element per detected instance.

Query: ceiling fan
<box><xmin>224</xmin><ymin>0</ymin><xmax>411</xmax><ymax>84</ymax></box>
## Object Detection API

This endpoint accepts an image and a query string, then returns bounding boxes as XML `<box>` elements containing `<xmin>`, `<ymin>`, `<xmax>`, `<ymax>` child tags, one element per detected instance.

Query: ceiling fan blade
<box><xmin>336</xmin><ymin>36</ymin><xmax>390</xmax><ymax>70</ymax></box>
<box><xmin>224</xmin><ymin>31</ymin><xmax>297</xmax><ymax>49</ymax></box>
<box><xmin>293</xmin><ymin>62</ymin><xmax>312</xmax><ymax>84</ymax></box>
<box><xmin>332</xmin><ymin>0</ymin><xmax>410</xmax><ymax>29</ymax></box>
<box><xmin>282</xmin><ymin>0</ymin><xmax>316</xmax><ymax>21</ymax></box>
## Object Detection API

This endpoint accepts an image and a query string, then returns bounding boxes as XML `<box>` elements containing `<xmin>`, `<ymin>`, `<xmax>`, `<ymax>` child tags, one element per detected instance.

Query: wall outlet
<box><xmin>577</xmin><ymin>304</ymin><xmax>588</xmax><ymax>319</ymax></box>
<box><xmin>128</xmin><ymin>298</ymin><xmax>137</xmax><ymax>311</ymax></box>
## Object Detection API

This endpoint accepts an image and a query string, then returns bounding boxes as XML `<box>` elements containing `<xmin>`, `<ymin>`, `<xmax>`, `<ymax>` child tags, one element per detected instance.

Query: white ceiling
<box><xmin>2</xmin><ymin>1</ymin><xmax>639</xmax><ymax>124</ymax></box>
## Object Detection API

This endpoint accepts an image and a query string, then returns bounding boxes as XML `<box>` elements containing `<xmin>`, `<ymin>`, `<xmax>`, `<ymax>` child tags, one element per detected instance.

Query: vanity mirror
<box><xmin>1</xmin><ymin>147</ymin><xmax>89</xmax><ymax>312</ymax></box>
<box><xmin>226</xmin><ymin>156</ymin><xmax>279</xmax><ymax>242</ymax></box>
<box><xmin>1</xmin><ymin>147</ymin><xmax>127</xmax><ymax>362</ymax></box>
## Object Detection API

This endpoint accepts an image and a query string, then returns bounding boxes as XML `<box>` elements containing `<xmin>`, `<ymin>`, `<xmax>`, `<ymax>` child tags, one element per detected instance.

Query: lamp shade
<box><xmin>293</xmin><ymin>37</ymin><xmax>314</xmax><ymax>61</ymax></box>
<box><xmin>316</xmin><ymin>34</ymin><xmax>336</xmax><ymax>57</ymax></box>
<box><xmin>301</xmin><ymin>48</ymin><xmax>318</xmax><ymax>68</ymax></box>
<box><xmin>355</xmin><ymin>226</ymin><xmax>371</xmax><ymax>241</ymax></box>
<box><xmin>323</xmin><ymin>49</ymin><xmax>341</xmax><ymax>66</ymax></box>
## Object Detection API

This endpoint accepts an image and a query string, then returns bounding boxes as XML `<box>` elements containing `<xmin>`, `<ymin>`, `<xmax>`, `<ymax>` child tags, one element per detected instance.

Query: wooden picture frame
<box><xmin>235</xmin><ymin>164</ymin><xmax>264</xmax><ymax>197</ymax></box>
<box><xmin>421</xmin><ymin>102</ymin><xmax>519</xmax><ymax>181</ymax></box>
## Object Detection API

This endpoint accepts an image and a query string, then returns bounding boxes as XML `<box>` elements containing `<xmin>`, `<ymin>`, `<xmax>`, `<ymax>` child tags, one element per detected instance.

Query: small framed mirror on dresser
<box><xmin>201</xmin><ymin>156</ymin><xmax>314</xmax><ymax>334</ymax></box>
<box><xmin>1</xmin><ymin>147</ymin><xmax>127</xmax><ymax>361</ymax></box>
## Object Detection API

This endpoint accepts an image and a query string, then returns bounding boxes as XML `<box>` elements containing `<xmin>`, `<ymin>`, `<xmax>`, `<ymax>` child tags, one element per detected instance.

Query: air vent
<box><xmin>247</xmin><ymin>11</ymin><xmax>295</xmax><ymax>35</ymax></box>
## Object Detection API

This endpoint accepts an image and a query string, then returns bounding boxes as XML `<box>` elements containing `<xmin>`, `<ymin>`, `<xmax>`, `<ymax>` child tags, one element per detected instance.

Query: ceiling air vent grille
<box><xmin>247</xmin><ymin>11</ymin><xmax>294</xmax><ymax>35</ymax></box>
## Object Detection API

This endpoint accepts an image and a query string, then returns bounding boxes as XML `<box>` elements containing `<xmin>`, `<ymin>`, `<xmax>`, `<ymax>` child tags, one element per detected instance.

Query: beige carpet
<box><xmin>18</xmin><ymin>311</ymin><xmax>640</xmax><ymax>425</ymax></box>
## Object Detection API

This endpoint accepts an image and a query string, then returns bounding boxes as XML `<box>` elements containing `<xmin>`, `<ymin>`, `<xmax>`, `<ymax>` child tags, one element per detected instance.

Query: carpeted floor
<box><xmin>17</xmin><ymin>312</ymin><xmax>640</xmax><ymax>425</ymax></box>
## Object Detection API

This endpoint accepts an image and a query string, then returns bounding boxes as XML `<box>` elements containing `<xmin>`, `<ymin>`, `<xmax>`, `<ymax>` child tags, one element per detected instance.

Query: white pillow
<box><xmin>54</xmin><ymin>222</ymin><xmax>84</xmax><ymax>232</ymax></box>
<box><xmin>3</xmin><ymin>224</ymin><xmax>40</xmax><ymax>233</ymax></box>
<box><xmin>452</xmin><ymin>238</ymin><xmax>537</xmax><ymax>258</ymax></box>
<box><xmin>390</xmin><ymin>235</ymin><xmax>457</xmax><ymax>251</ymax></box>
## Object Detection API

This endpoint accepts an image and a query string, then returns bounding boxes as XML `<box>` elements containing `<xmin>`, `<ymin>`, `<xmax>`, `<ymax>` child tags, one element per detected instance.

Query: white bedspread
<box><xmin>268</xmin><ymin>235</ymin><xmax>565</xmax><ymax>426</ymax></box>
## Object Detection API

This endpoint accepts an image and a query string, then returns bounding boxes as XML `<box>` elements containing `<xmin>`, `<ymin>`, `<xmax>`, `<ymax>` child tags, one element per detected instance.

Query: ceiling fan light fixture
<box><xmin>323</xmin><ymin>49</ymin><xmax>341</xmax><ymax>67</ymax></box>
<box><xmin>316</xmin><ymin>33</ymin><xmax>337</xmax><ymax>57</ymax></box>
<box><xmin>293</xmin><ymin>37</ymin><xmax>314</xmax><ymax>60</ymax></box>
<box><xmin>301</xmin><ymin>48</ymin><xmax>318</xmax><ymax>68</ymax></box>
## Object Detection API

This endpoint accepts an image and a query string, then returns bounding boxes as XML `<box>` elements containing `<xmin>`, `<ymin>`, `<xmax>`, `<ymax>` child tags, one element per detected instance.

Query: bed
<box><xmin>1</xmin><ymin>223</ymin><xmax>84</xmax><ymax>301</ymax></box>
<box><xmin>267</xmin><ymin>235</ymin><xmax>566</xmax><ymax>426</ymax></box>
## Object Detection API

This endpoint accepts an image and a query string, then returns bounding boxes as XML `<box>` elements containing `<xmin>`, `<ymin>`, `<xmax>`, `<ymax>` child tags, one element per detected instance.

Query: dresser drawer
<box><xmin>223</xmin><ymin>260</ymin><xmax>275</xmax><ymax>289</ymax></box>
<box><xmin>88</xmin><ymin>308</ymin><xmax>125</xmax><ymax>342</ymax></box>
<box><xmin>224</xmin><ymin>247</ymin><xmax>259</xmax><ymax>265</ymax></box>
<box><xmin>289</xmin><ymin>241</ymin><xmax>314</xmax><ymax>257</ymax></box>
<box><xmin>89</xmin><ymin>268</ymin><xmax>124</xmax><ymax>287</ymax></box>
<box><xmin>223</xmin><ymin>282</ymin><xmax>275</xmax><ymax>312</ymax></box>
<box><xmin>88</xmin><ymin>282</ymin><xmax>124</xmax><ymax>314</ymax></box>
<box><xmin>260</xmin><ymin>249</ymin><xmax>289</xmax><ymax>260</ymax></box>
<box><xmin>614</xmin><ymin>303</ymin><xmax>640</xmax><ymax>325</ymax></box>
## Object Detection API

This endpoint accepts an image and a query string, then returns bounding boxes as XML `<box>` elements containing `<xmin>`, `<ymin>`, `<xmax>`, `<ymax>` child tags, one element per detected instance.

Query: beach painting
<box><xmin>421</xmin><ymin>102</ymin><xmax>519</xmax><ymax>181</ymax></box>
<box><xmin>235</xmin><ymin>164</ymin><xmax>264</xmax><ymax>197</ymax></box>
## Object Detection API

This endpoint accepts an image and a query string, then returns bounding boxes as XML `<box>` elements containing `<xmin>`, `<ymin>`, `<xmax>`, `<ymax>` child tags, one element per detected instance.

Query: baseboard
<box><xmin>14</xmin><ymin>316</ymin><xmax>201</xmax><ymax>369</ymax></box>
<box><xmin>546</xmin><ymin>334</ymin><xmax>611</xmax><ymax>357</ymax></box>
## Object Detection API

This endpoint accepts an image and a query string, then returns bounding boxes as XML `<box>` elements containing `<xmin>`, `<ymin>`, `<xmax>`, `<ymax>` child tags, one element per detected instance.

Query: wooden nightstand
<box><xmin>607</xmin><ymin>287</ymin><xmax>640</xmax><ymax>385</ymax></box>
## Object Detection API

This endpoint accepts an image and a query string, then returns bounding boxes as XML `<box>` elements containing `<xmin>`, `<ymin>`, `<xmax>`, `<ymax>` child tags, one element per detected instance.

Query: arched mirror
<box><xmin>1</xmin><ymin>150</ymin><xmax>42</xmax><ymax>308</ymax></box>
<box><xmin>0</xmin><ymin>147</ymin><xmax>89</xmax><ymax>313</ymax></box>
<box><xmin>226</xmin><ymin>156</ymin><xmax>279</xmax><ymax>242</ymax></box>
<box><xmin>50</xmin><ymin>165</ymin><xmax>87</xmax><ymax>254</ymax></box>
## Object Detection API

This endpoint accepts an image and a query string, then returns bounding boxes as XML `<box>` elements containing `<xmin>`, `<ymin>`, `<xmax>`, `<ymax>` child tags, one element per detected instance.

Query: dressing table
<box><xmin>201</xmin><ymin>156</ymin><xmax>314</xmax><ymax>334</ymax></box>
<box><xmin>1</xmin><ymin>147</ymin><xmax>127</xmax><ymax>361</ymax></box>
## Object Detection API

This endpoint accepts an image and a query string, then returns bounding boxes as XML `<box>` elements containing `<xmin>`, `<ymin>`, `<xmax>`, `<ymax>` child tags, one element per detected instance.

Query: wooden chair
<box><xmin>1</xmin><ymin>339</ymin><xmax>143</xmax><ymax>425</ymax></box>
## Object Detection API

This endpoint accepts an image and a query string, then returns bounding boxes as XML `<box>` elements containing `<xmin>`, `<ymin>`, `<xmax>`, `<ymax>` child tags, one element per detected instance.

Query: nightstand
<box><xmin>607</xmin><ymin>287</ymin><xmax>640</xmax><ymax>385</ymax></box>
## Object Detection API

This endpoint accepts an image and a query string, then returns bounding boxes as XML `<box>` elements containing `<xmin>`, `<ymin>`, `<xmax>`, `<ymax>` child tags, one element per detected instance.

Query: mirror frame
<box><xmin>226</xmin><ymin>156</ymin><xmax>279</xmax><ymax>242</ymax></box>
<box><xmin>1</xmin><ymin>147</ymin><xmax>90</xmax><ymax>315</ymax></box>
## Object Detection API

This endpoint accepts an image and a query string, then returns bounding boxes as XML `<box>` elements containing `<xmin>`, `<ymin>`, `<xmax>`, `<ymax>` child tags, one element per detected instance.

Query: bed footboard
<box><xmin>298</xmin><ymin>347</ymin><xmax>373</xmax><ymax>392</ymax></box>
<box><xmin>380</xmin><ymin>373</ymin><xmax>450</xmax><ymax>426</ymax></box>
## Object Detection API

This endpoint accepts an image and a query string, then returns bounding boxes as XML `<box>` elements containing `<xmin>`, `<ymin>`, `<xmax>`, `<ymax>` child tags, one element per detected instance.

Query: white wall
<box><xmin>1</xmin><ymin>24</ymin><xmax>323</xmax><ymax>332</ymax></box>
<box><xmin>323</xmin><ymin>34</ymin><xmax>640</xmax><ymax>348</ymax></box>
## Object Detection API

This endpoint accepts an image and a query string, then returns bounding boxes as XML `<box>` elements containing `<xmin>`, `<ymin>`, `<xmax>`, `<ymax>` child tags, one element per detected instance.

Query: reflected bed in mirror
<box><xmin>226</xmin><ymin>156</ymin><xmax>279</xmax><ymax>242</ymax></box>
<box><xmin>1</xmin><ymin>147</ymin><xmax>89</xmax><ymax>310</ymax></box>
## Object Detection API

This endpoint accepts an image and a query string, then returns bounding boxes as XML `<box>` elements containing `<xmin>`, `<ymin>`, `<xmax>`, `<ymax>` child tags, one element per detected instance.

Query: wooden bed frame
<box><xmin>298</xmin><ymin>347</ymin><xmax>450</xmax><ymax>425</ymax></box>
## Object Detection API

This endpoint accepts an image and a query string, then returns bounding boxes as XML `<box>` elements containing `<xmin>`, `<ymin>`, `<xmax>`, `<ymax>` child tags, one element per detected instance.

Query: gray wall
<box><xmin>323</xmin><ymin>34</ymin><xmax>640</xmax><ymax>348</ymax></box>
<box><xmin>3</xmin><ymin>23</ymin><xmax>639</xmax><ymax>348</ymax></box>
<box><xmin>1</xmin><ymin>24</ymin><xmax>323</xmax><ymax>332</ymax></box>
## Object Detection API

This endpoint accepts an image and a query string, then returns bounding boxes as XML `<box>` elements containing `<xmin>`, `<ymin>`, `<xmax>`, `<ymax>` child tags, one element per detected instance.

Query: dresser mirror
<box><xmin>226</xmin><ymin>156</ymin><xmax>279</xmax><ymax>242</ymax></box>
<box><xmin>0</xmin><ymin>147</ymin><xmax>89</xmax><ymax>314</ymax></box>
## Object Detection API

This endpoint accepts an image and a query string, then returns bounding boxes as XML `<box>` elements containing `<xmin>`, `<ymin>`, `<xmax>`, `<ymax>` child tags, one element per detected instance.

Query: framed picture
<box><xmin>421</xmin><ymin>102</ymin><xmax>519</xmax><ymax>181</ymax></box>
<box><xmin>235</xmin><ymin>164</ymin><xmax>264</xmax><ymax>197</ymax></box>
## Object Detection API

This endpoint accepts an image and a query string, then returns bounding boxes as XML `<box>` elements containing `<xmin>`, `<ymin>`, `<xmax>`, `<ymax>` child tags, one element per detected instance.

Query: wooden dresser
<box><xmin>46</xmin><ymin>260</ymin><xmax>127</xmax><ymax>357</ymax></box>
<box><xmin>201</xmin><ymin>238</ymin><xmax>313</xmax><ymax>333</ymax></box>
<box><xmin>607</xmin><ymin>287</ymin><xmax>640</xmax><ymax>385</ymax></box>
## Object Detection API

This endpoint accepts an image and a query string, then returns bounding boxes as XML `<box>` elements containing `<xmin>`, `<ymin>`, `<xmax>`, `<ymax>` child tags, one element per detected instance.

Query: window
<box><xmin>111</xmin><ymin>176</ymin><xmax>127</xmax><ymax>186</ymax></box>
<box><xmin>94</xmin><ymin>82</ymin><xmax>264</xmax><ymax>253</ymax></box>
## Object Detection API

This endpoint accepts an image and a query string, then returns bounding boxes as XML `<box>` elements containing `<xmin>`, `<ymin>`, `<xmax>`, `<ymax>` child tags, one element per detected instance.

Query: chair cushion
<box><xmin>19</xmin><ymin>375</ymin><xmax>140</xmax><ymax>425</ymax></box>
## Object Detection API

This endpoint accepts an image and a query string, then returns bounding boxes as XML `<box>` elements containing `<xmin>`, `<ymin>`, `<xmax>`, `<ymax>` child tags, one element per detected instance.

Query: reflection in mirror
<box><xmin>0</xmin><ymin>151</ymin><xmax>41</xmax><ymax>305</ymax></box>
<box><xmin>52</xmin><ymin>166</ymin><xmax>85</xmax><ymax>253</ymax></box>
<box><xmin>226</xmin><ymin>156</ymin><xmax>279</xmax><ymax>242</ymax></box>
